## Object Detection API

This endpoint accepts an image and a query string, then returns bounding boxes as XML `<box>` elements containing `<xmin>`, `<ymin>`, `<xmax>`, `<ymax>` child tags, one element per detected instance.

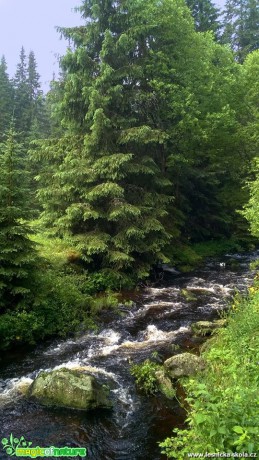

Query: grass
<box><xmin>192</xmin><ymin>238</ymin><xmax>244</xmax><ymax>258</ymax></box>
<box><xmin>167</xmin><ymin>237</ymin><xmax>255</xmax><ymax>272</ymax></box>
<box><xmin>29</xmin><ymin>221</ymin><xmax>78</xmax><ymax>268</ymax></box>
<box><xmin>160</xmin><ymin>276</ymin><xmax>259</xmax><ymax>458</ymax></box>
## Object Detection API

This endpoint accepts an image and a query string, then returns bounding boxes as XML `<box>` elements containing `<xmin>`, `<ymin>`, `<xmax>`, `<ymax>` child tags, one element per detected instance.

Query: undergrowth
<box><xmin>0</xmin><ymin>226</ymin><xmax>124</xmax><ymax>350</ymax></box>
<box><xmin>160</xmin><ymin>277</ymin><xmax>259</xmax><ymax>458</ymax></box>
<box><xmin>130</xmin><ymin>358</ymin><xmax>161</xmax><ymax>395</ymax></box>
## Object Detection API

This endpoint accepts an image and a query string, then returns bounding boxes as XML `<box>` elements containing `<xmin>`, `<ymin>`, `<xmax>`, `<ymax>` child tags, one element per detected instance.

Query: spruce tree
<box><xmin>13</xmin><ymin>47</ymin><xmax>48</xmax><ymax>139</ymax></box>
<box><xmin>222</xmin><ymin>0</ymin><xmax>259</xmax><ymax>61</ymax></box>
<box><xmin>38</xmin><ymin>0</ymin><xmax>202</xmax><ymax>281</ymax></box>
<box><xmin>244</xmin><ymin>0</ymin><xmax>259</xmax><ymax>54</ymax></box>
<box><xmin>13</xmin><ymin>47</ymin><xmax>31</xmax><ymax>134</ymax></box>
<box><xmin>37</xmin><ymin>0</ymin><xmax>249</xmax><ymax>276</ymax></box>
<box><xmin>186</xmin><ymin>0</ymin><xmax>221</xmax><ymax>38</ymax></box>
<box><xmin>0</xmin><ymin>56</ymin><xmax>14</xmax><ymax>141</ymax></box>
<box><xmin>27</xmin><ymin>51</ymin><xmax>41</xmax><ymax>101</ymax></box>
<box><xmin>0</xmin><ymin>127</ymin><xmax>37</xmax><ymax>310</ymax></box>
<box><xmin>27</xmin><ymin>50</ymin><xmax>50</xmax><ymax>139</ymax></box>
<box><xmin>27</xmin><ymin>51</ymin><xmax>41</xmax><ymax>133</ymax></box>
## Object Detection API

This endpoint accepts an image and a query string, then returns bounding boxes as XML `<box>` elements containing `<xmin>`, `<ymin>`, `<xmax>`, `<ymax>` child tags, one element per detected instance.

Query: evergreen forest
<box><xmin>1</xmin><ymin>0</ymin><xmax>259</xmax><ymax>457</ymax></box>
<box><xmin>0</xmin><ymin>0</ymin><xmax>259</xmax><ymax>348</ymax></box>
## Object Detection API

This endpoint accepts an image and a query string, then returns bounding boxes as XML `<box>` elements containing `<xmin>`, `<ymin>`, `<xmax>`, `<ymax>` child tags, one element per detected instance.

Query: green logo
<box><xmin>1</xmin><ymin>434</ymin><xmax>87</xmax><ymax>458</ymax></box>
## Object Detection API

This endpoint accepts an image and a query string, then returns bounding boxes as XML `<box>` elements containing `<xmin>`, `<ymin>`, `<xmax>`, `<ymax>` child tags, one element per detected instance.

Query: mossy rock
<box><xmin>164</xmin><ymin>353</ymin><xmax>205</xmax><ymax>378</ymax></box>
<box><xmin>186</xmin><ymin>287</ymin><xmax>214</xmax><ymax>295</ymax></box>
<box><xmin>28</xmin><ymin>368</ymin><xmax>112</xmax><ymax>410</ymax></box>
<box><xmin>200</xmin><ymin>337</ymin><xmax>214</xmax><ymax>353</ymax></box>
<box><xmin>155</xmin><ymin>370</ymin><xmax>176</xmax><ymax>399</ymax></box>
<box><xmin>213</xmin><ymin>319</ymin><xmax>227</xmax><ymax>328</ymax></box>
<box><xmin>180</xmin><ymin>288</ymin><xmax>198</xmax><ymax>302</ymax></box>
<box><xmin>191</xmin><ymin>319</ymin><xmax>227</xmax><ymax>336</ymax></box>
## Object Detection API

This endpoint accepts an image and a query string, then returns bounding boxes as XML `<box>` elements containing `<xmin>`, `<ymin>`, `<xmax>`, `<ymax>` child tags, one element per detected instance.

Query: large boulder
<box><xmin>28</xmin><ymin>368</ymin><xmax>112</xmax><ymax>410</ymax></box>
<box><xmin>164</xmin><ymin>352</ymin><xmax>205</xmax><ymax>378</ymax></box>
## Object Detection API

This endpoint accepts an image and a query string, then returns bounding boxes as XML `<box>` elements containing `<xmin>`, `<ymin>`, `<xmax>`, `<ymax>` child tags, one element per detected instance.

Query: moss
<box><xmin>192</xmin><ymin>238</ymin><xmax>243</xmax><ymax>259</ymax></box>
<box><xmin>155</xmin><ymin>370</ymin><xmax>176</xmax><ymax>399</ymax></box>
<box><xmin>167</xmin><ymin>238</ymin><xmax>251</xmax><ymax>272</ymax></box>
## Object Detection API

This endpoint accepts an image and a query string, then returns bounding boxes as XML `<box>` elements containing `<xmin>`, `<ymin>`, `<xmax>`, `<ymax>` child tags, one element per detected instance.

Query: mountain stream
<box><xmin>0</xmin><ymin>251</ymin><xmax>258</xmax><ymax>460</ymax></box>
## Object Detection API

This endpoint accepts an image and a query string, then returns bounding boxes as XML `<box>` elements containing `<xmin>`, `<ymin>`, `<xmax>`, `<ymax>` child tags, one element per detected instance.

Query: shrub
<box><xmin>130</xmin><ymin>359</ymin><xmax>161</xmax><ymax>395</ymax></box>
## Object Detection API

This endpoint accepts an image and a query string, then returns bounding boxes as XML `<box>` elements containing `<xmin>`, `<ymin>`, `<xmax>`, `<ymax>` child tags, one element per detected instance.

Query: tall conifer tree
<box><xmin>186</xmin><ymin>0</ymin><xmax>221</xmax><ymax>38</ymax></box>
<box><xmin>38</xmin><ymin>0</ymin><xmax>202</xmax><ymax>280</ymax></box>
<box><xmin>13</xmin><ymin>47</ymin><xmax>48</xmax><ymax>139</ymax></box>
<box><xmin>0</xmin><ymin>56</ymin><xmax>14</xmax><ymax>141</ymax></box>
<box><xmin>37</xmin><ymin>0</ymin><xmax>249</xmax><ymax>276</ymax></box>
<box><xmin>27</xmin><ymin>51</ymin><xmax>50</xmax><ymax>139</ymax></box>
<box><xmin>13</xmin><ymin>47</ymin><xmax>31</xmax><ymax>134</ymax></box>
<box><xmin>0</xmin><ymin>128</ymin><xmax>37</xmax><ymax>310</ymax></box>
<box><xmin>27</xmin><ymin>51</ymin><xmax>41</xmax><ymax>101</ymax></box>
<box><xmin>222</xmin><ymin>0</ymin><xmax>259</xmax><ymax>61</ymax></box>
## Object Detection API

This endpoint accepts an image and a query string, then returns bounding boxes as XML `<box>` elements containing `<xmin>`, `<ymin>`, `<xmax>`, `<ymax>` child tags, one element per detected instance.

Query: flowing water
<box><xmin>0</xmin><ymin>251</ymin><xmax>258</xmax><ymax>460</ymax></box>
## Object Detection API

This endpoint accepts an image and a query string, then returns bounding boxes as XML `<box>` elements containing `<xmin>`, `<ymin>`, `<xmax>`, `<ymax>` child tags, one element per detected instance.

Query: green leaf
<box><xmin>195</xmin><ymin>414</ymin><xmax>207</xmax><ymax>424</ymax></box>
<box><xmin>233</xmin><ymin>426</ymin><xmax>244</xmax><ymax>434</ymax></box>
<box><xmin>209</xmin><ymin>429</ymin><xmax>217</xmax><ymax>438</ymax></box>
<box><xmin>218</xmin><ymin>426</ymin><xmax>227</xmax><ymax>434</ymax></box>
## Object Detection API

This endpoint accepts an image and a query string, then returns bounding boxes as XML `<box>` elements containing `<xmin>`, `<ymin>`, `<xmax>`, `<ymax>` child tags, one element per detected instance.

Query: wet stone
<box><xmin>28</xmin><ymin>368</ymin><xmax>113</xmax><ymax>411</ymax></box>
<box><xmin>164</xmin><ymin>352</ymin><xmax>205</xmax><ymax>378</ymax></box>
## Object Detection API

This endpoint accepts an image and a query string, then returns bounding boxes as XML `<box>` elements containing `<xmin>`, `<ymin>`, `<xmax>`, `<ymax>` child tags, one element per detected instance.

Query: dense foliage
<box><xmin>241</xmin><ymin>50</ymin><xmax>259</xmax><ymax>234</ymax></box>
<box><xmin>130</xmin><ymin>358</ymin><xmax>161</xmax><ymax>395</ymax></box>
<box><xmin>0</xmin><ymin>0</ymin><xmax>259</xmax><ymax>351</ymax></box>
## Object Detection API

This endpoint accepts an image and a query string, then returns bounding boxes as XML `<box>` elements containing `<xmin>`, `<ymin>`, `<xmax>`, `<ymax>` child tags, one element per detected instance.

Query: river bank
<box><xmin>160</xmin><ymin>275</ymin><xmax>259</xmax><ymax>458</ymax></box>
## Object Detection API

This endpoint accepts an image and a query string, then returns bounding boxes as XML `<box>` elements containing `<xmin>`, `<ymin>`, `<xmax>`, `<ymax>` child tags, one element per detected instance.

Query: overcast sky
<box><xmin>0</xmin><ymin>0</ymin><xmax>225</xmax><ymax>92</ymax></box>
<box><xmin>0</xmin><ymin>0</ymin><xmax>83</xmax><ymax>90</ymax></box>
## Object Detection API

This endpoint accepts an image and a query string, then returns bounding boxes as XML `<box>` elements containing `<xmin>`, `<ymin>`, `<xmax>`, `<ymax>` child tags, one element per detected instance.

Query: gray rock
<box><xmin>28</xmin><ymin>368</ymin><xmax>112</xmax><ymax>410</ymax></box>
<box><xmin>161</xmin><ymin>264</ymin><xmax>180</xmax><ymax>275</ymax></box>
<box><xmin>164</xmin><ymin>352</ymin><xmax>205</xmax><ymax>378</ymax></box>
